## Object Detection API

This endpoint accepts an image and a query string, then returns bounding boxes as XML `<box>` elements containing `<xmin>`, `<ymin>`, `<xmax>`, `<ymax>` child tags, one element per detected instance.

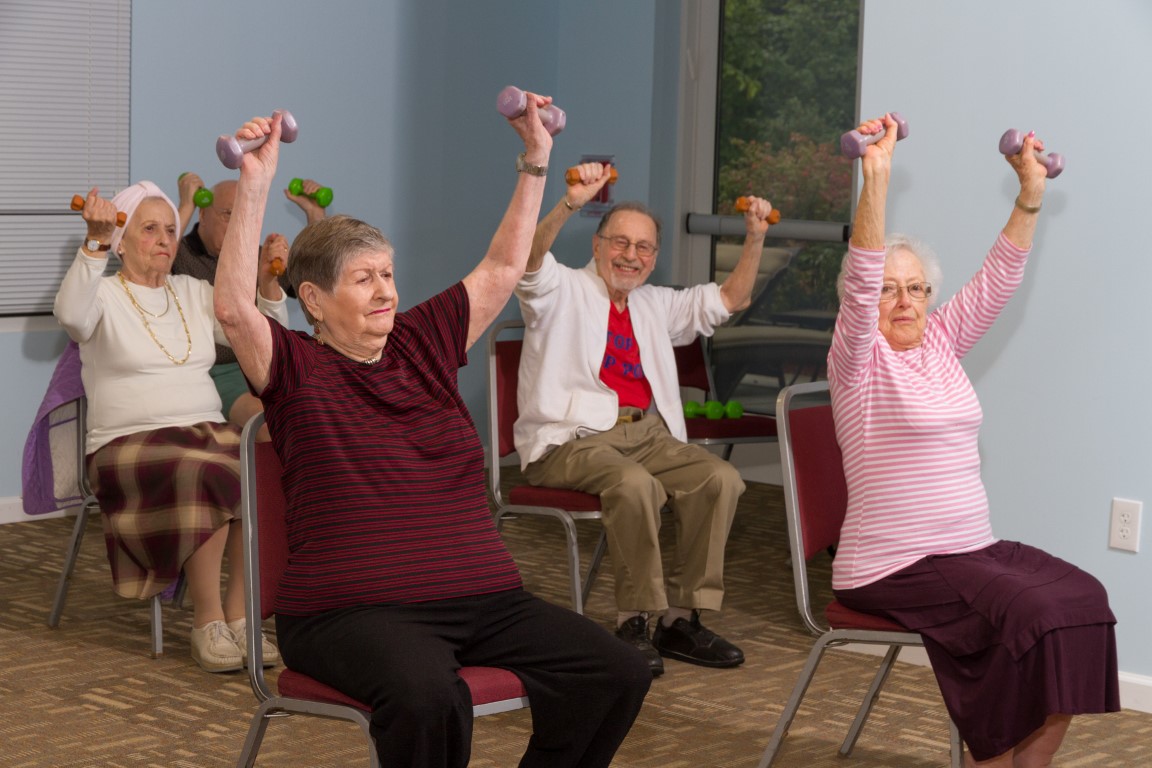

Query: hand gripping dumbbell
<box><xmin>840</xmin><ymin>112</ymin><xmax>909</xmax><ymax>159</ymax></box>
<box><xmin>288</xmin><ymin>177</ymin><xmax>333</xmax><ymax>208</ymax></box>
<box><xmin>178</xmin><ymin>173</ymin><xmax>214</xmax><ymax>208</ymax></box>
<box><xmin>216</xmin><ymin>109</ymin><xmax>299</xmax><ymax>170</ymax></box>
<box><xmin>565</xmin><ymin>165</ymin><xmax>618</xmax><ymax>186</ymax></box>
<box><xmin>70</xmin><ymin>195</ymin><xmax>126</xmax><ymax>227</ymax></box>
<box><xmin>735</xmin><ymin>197</ymin><xmax>782</xmax><ymax>224</ymax></box>
<box><xmin>496</xmin><ymin>86</ymin><xmax>566</xmax><ymax>136</ymax></box>
<box><xmin>998</xmin><ymin>129</ymin><xmax>1065</xmax><ymax>179</ymax></box>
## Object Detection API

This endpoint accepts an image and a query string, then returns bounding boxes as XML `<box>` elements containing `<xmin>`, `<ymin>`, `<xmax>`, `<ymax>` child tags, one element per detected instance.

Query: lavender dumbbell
<box><xmin>216</xmin><ymin>109</ymin><xmax>299</xmax><ymax>170</ymax></box>
<box><xmin>840</xmin><ymin>112</ymin><xmax>909</xmax><ymax>159</ymax></box>
<box><xmin>998</xmin><ymin>129</ymin><xmax>1065</xmax><ymax>179</ymax></box>
<box><xmin>496</xmin><ymin>86</ymin><xmax>566</xmax><ymax>136</ymax></box>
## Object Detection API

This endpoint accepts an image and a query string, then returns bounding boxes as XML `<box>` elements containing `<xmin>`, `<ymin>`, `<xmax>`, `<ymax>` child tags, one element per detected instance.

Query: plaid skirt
<box><xmin>835</xmin><ymin>540</ymin><xmax>1120</xmax><ymax>761</ymax></box>
<box><xmin>86</xmin><ymin>421</ymin><xmax>242</xmax><ymax>600</ymax></box>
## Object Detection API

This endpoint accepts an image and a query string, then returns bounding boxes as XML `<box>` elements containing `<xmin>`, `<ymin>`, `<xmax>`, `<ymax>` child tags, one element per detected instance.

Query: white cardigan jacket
<box><xmin>513</xmin><ymin>252</ymin><xmax>730</xmax><ymax>468</ymax></box>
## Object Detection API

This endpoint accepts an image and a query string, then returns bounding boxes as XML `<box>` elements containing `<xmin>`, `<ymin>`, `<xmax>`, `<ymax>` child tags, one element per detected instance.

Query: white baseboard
<box><xmin>0</xmin><ymin>496</ymin><xmax>72</xmax><ymax>524</ymax></box>
<box><xmin>843</xmin><ymin>643</ymin><xmax>1152</xmax><ymax>714</ymax></box>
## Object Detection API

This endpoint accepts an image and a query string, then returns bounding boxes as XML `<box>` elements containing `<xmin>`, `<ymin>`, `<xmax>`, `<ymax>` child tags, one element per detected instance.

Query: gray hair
<box><xmin>287</xmin><ymin>215</ymin><xmax>395</xmax><ymax>326</ymax></box>
<box><xmin>595</xmin><ymin>201</ymin><xmax>663</xmax><ymax>248</ymax></box>
<box><xmin>836</xmin><ymin>233</ymin><xmax>943</xmax><ymax>307</ymax></box>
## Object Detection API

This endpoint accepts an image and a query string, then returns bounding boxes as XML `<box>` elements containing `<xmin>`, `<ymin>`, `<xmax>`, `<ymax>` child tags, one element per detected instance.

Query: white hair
<box><xmin>836</xmin><ymin>233</ymin><xmax>943</xmax><ymax>307</ymax></box>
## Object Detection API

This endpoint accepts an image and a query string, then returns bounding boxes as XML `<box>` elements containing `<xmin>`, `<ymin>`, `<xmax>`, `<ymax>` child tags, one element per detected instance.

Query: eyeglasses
<box><xmin>879</xmin><ymin>282</ymin><xmax>932</xmax><ymax>302</ymax></box>
<box><xmin>597</xmin><ymin>234</ymin><xmax>658</xmax><ymax>258</ymax></box>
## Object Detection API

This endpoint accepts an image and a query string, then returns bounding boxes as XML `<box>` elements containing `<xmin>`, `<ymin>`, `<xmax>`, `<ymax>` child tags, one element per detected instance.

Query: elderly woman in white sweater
<box><xmin>56</xmin><ymin>182</ymin><xmax>287</xmax><ymax>673</ymax></box>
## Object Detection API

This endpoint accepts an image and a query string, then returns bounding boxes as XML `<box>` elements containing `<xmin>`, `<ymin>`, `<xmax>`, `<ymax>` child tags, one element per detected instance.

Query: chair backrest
<box><xmin>673</xmin><ymin>336</ymin><xmax>715</xmax><ymax>397</ymax></box>
<box><xmin>776</xmin><ymin>380</ymin><xmax>846</xmax><ymax>635</ymax></box>
<box><xmin>486</xmin><ymin>320</ymin><xmax>525</xmax><ymax>511</ymax></box>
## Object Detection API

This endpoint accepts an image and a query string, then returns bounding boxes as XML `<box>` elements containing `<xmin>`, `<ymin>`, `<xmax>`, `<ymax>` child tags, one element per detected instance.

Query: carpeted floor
<box><xmin>1</xmin><ymin>477</ymin><xmax>1148</xmax><ymax>767</ymax></box>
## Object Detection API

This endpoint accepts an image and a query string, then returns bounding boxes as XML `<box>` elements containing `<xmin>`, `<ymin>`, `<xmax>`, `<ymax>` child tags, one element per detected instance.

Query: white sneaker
<box><xmin>228</xmin><ymin>618</ymin><xmax>281</xmax><ymax>668</ymax></box>
<box><xmin>190</xmin><ymin>620</ymin><xmax>243</xmax><ymax>673</ymax></box>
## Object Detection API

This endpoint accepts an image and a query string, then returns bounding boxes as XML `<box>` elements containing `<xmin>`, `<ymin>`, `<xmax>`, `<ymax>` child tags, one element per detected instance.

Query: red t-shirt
<box><xmin>260</xmin><ymin>283</ymin><xmax>522</xmax><ymax>615</ymax></box>
<box><xmin>600</xmin><ymin>303</ymin><xmax>653</xmax><ymax>410</ymax></box>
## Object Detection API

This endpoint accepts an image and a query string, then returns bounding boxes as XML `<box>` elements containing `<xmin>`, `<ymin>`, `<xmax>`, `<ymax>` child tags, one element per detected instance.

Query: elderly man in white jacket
<box><xmin>514</xmin><ymin>163</ymin><xmax>775</xmax><ymax>677</ymax></box>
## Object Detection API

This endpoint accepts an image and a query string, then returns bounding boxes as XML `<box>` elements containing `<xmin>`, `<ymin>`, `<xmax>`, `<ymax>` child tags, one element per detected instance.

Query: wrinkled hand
<box><xmin>79</xmin><ymin>187</ymin><xmax>119</xmax><ymax>243</ymax></box>
<box><xmin>856</xmin><ymin>113</ymin><xmax>899</xmax><ymax>176</ymax></box>
<box><xmin>565</xmin><ymin>163</ymin><xmax>613</xmax><ymax>209</ymax></box>
<box><xmin>284</xmin><ymin>178</ymin><xmax>327</xmax><ymax>222</ymax></box>
<box><xmin>505</xmin><ymin>91</ymin><xmax>553</xmax><ymax>168</ymax></box>
<box><xmin>177</xmin><ymin>172</ymin><xmax>204</xmax><ymax>208</ymax></box>
<box><xmin>236</xmin><ymin>114</ymin><xmax>281</xmax><ymax>183</ymax></box>
<box><xmin>1004</xmin><ymin>130</ymin><xmax>1048</xmax><ymax>201</ymax></box>
<box><xmin>740</xmin><ymin>195</ymin><xmax>774</xmax><ymax>238</ymax></box>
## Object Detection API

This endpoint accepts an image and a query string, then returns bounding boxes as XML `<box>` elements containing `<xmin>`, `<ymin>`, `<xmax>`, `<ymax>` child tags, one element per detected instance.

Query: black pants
<box><xmin>276</xmin><ymin>589</ymin><xmax>651</xmax><ymax>767</ymax></box>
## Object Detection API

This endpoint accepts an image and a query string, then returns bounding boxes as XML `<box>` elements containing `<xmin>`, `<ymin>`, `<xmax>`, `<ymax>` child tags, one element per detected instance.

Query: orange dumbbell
<box><xmin>565</xmin><ymin>165</ymin><xmax>618</xmax><ymax>186</ymax></box>
<box><xmin>735</xmin><ymin>196</ymin><xmax>781</xmax><ymax>224</ymax></box>
<box><xmin>269</xmin><ymin>257</ymin><xmax>285</xmax><ymax>277</ymax></box>
<box><xmin>70</xmin><ymin>195</ymin><xmax>126</xmax><ymax>227</ymax></box>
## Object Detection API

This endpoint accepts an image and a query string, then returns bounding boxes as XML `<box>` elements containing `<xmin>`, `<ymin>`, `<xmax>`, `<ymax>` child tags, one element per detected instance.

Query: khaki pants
<box><xmin>525</xmin><ymin>411</ymin><xmax>745</xmax><ymax>612</ymax></box>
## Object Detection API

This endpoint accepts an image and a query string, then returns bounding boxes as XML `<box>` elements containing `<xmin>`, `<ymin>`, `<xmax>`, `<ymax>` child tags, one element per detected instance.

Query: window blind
<box><xmin>0</xmin><ymin>0</ymin><xmax>130</xmax><ymax>316</ymax></box>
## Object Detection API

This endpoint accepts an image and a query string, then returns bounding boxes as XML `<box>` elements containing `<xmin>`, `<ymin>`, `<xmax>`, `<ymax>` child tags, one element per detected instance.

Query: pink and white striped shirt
<box><xmin>827</xmin><ymin>233</ymin><xmax>1030</xmax><ymax>590</ymax></box>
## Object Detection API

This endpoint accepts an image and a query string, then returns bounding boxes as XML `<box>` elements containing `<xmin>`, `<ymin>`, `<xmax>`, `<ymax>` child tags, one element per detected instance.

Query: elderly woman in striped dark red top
<box><xmin>213</xmin><ymin>106</ymin><xmax>650</xmax><ymax>768</ymax></box>
<box><xmin>828</xmin><ymin>114</ymin><xmax>1119</xmax><ymax>767</ymax></box>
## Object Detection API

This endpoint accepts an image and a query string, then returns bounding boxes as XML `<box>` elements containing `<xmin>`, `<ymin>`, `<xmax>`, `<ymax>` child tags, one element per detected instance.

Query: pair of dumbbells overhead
<box><xmin>840</xmin><ymin>112</ymin><xmax>1065</xmax><ymax>178</ymax></box>
<box><xmin>684</xmin><ymin>399</ymin><xmax>745</xmax><ymax>420</ymax></box>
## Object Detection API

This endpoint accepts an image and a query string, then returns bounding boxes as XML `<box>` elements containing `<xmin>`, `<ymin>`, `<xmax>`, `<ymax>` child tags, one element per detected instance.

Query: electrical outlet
<box><xmin>1109</xmin><ymin>498</ymin><xmax>1142</xmax><ymax>553</ymax></box>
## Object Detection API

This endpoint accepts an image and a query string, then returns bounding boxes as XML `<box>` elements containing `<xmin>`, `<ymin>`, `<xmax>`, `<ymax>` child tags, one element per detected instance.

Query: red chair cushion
<box><xmin>508</xmin><ymin>484</ymin><xmax>602</xmax><ymax>512</ymax></box>
<box><xmin>684</xmin><ymin>413</ymin><xmax>778</xmax><ymax>441</ymax></box>
<box><xmin>277</xmin><ymin>666</ymin><xmax>527</xmax><ymax>711</ymax></box>
<box><xmin>825</xmin><ymin>600</ymin><xmax>911</xmax><ymax>633</ymax></box>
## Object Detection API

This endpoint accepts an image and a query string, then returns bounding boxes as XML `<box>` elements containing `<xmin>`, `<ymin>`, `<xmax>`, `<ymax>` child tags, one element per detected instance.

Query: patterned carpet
<box><xmin>1</xmin><ymin>478</ymin><xmax>1148</xmax><ymax>767</ymax></box>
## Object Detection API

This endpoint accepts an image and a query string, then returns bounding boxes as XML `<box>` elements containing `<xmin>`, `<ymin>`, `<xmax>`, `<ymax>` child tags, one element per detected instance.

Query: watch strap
<box><xmin>515</xmin><ymin>152</ymin><xmax>548</xmax><ymax>177</ymax></box>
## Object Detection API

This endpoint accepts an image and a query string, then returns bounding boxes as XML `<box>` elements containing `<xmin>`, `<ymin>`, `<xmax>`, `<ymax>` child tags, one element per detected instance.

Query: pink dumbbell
<box><xmin>216</xmin><ymin>110</ymin><xmax>299</xmax><ymax>170</ymax></box>
<box><xmin>840</xmin><ymin>112</ymin><xmax>909</xmax><ymax>159</ymax></box>
<box><xmin>998</xmin><ymin>129</ymin><xmax>1064</xmax><ymax>179</ymax></box>
<box><xmin>496</xmin><ymin>86</ymin><xmax>566</xmax><ymax>136</ymax></box>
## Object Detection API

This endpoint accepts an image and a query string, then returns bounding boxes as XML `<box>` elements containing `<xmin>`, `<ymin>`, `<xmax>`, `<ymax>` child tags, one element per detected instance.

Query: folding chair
<box><xmin>758</xmin><ymin>380</ymin><xmax>962</xmax><ymax>768</ymax></box>
<box><xmin>486</xmin><ymin>319</ymin><xmax>605</xmax><ymax>615</ymax></box>
<box><xmin>673</xmin><ymin>335</ymin><xmax>777</xmax><ymax>461</ymax></box>
<box><xmin>237</xmin><ymin>412</ymin><xmax>529</xmax><ymax>768</ymax></box>
<box><xmin>46</xmin><ymin>396</ymin><xmax>175</xmax><ymax>658</ymax></box>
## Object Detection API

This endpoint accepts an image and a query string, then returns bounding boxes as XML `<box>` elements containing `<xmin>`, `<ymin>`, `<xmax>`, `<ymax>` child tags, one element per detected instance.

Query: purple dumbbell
<box><xmin>216</xmin><ymin>109</ymin><xmax>299</xmax><ymax>170</ymax></box>
<box><xmin>840</xmin><ymin>112</ymin><xmax>910</xmax><ymax>159</ymax></box>
<box><xmin>496</xmin><ymin>86</ymin><xmax>566</xmax><ymax>136</ymax></box>
<box><xmin>998</xmin><ymin>129</ymin><xmax>1065</xmax><ymax>179</ymax></box>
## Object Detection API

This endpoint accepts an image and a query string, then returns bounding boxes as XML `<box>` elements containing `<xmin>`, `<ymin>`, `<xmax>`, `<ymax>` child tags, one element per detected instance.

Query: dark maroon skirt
<box><xmin>834</xmin><ymin>540</ymin><xmax>1119</xmax><ymax>761</ymax></box>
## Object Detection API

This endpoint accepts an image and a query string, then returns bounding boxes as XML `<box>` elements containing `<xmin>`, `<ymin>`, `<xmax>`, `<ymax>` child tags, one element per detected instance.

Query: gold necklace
<box><xmin>117</xmin><ymin>271</ymin><xmax>192</xmax><ymax>365</ymax></box>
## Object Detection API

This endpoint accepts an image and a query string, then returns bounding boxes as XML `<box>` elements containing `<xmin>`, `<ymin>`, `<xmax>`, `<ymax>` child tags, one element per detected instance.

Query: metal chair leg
<box><xmin>582</xmin><ymin>529</ymin><xmax>608</xmax><ymax>605</ymax></box>
<box><xmin>150</xmin><ymin>593</ymin><xmax>164</xmax><ymax>658</ymax></box>
<box><xmin>47</xmin><ymin>503</ymin><xmax>92</xmax><ymax>628</ymax></box>
<box><xmin>757</xmin><ymin>634</ymin><xmax>834</xmax><ymax>768</ymax></box>
<box><xmin>839</xmin><ymin>644</ymin><xmax>901</xmax><ymax>755</ymax></box>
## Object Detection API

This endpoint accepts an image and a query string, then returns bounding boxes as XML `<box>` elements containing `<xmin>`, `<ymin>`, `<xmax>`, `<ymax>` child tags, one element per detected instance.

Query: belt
<box><xmin>616</xmin><ymin>409</ymin><xmax>646</xmax><ymax>425</ymax></box>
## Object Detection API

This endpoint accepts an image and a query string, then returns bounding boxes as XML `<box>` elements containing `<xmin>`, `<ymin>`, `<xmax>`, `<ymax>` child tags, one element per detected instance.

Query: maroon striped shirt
<box><xmin>261</xmin><ymin>283</ymin><xmax>522</xmax><ymax>615</ymax></box>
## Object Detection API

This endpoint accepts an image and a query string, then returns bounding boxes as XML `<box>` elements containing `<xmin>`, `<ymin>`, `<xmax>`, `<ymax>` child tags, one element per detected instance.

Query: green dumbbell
<box><xmin>178</xmin><ymin>173</ymin><xmax>213</xmax><ymax>208</ymax></box>
<box><xmin>683</xmin><ymin>400</ymin><xmax>704</xmax><ymax>418</ymax></box>
<box><xmin>288</xmin><ymin>177</ymin><xmax>333</xmax><ymax>208</ymax></box>
<box><xmin>724</xmin><ymin>400</ymin><xmax>744</xmax><ymax>419</ymax></box>
<box><xmin>704</xmin><ymin>400</ymin><xmax>725</xmax><ymax>420</ymax></box>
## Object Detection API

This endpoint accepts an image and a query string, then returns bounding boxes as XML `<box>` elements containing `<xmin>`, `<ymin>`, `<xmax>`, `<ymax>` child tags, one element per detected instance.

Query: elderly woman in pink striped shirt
<box><xmin>827</xmin><ymin>114</ymin><xmax>1119</xmax><ymax>767</ymax></box>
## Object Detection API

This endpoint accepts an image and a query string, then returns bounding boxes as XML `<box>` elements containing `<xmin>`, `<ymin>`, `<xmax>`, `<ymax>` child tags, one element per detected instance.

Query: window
<box><xmin>690</xmin><ymin>0</ymin><xmax>860</xmax><ymax>411</ymax></box>
<box><xmin>0</xmin><ymin>0</ymin><xmax>131</xmax><ymax>316</ymax></box>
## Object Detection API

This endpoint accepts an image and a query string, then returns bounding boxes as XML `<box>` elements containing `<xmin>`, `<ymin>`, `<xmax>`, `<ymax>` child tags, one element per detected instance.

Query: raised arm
<box><xmin>214</xmin><ymin>114</ymin><xmax>282</xmax><ymax>394</ymax></box>
<box><xmin>718</xmin><ymin>195</ymin><xmax>774</xmax><ymax>312</ymax></box>
<box><xmin>527</xmin><ymin>162</ymin><xmax>615</xmax><ymax>273</ymax></box>
<box><xmin>1000</xmin><ymin>131</ymin><xmax>1048</xmax><ymax>249</ymax></box>
<box><xmin>460</xmin><ymin>92</ymin><xmax>554</xmax><ymax>349</ymax></box>
<box><xmin>848</xmin><ymin>114</ymin><xmax>899</xmax><ymax>251</ymax></box>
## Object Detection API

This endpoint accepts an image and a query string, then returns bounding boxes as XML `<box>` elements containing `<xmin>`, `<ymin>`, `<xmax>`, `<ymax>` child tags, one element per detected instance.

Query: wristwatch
<box><xmin>84</xmin><ymin>238</ymin><xmax>111</xmax><ymax>252</ymax></box>
<box><xmin>515</xmin><ymin>152</ymin><xmax>548</xmax><ymax>177</ymax></box>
